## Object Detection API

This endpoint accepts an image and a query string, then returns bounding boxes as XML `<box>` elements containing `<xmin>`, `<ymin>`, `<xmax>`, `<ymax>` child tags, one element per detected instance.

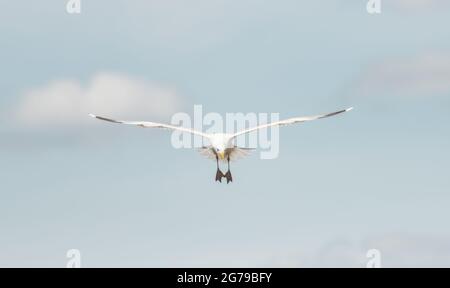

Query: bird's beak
<box><xmin>218</xmin><ymin>151</ymin><xmax>225</xmax><ymax>160</ymax></box>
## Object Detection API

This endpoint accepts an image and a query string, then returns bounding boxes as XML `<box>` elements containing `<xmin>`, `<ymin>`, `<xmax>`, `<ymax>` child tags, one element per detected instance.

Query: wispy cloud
<box><xmin>268</xmin><ymin>233</ymin><xmax>450</xmax><ymax>267</ymax></box>
<box><xmin>392</xmin><ymin>0</ymin><xmax>449</xmax><ymax>9</ymax></box>
<box><xmin>15</xmin><ymin>72</ymin><xmax>183</xmax><ymax>129</ymax></box>
<box><xmin>356</xmin><ymin>52</ymin><xmax>450</xmax><ymax>99</ymax></box>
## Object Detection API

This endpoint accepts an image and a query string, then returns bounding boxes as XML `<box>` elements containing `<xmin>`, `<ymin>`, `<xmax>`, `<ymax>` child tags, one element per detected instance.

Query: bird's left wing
<box><xmin>89</xmin><ymin>114</ymin><xmax>209</xmax><ymax>138</ymax></box>
<box><xmin>231</xmin><ymin>107</ymin><xmax>353</xmax><ymax>138</ymax></box>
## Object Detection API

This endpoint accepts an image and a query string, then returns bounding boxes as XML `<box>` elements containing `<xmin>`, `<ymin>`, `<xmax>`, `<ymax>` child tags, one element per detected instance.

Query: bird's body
<box><xmin>90</xmin><ymin>107</ymin><xmax>353</xmax><ymax>183</ymax></box>
<box><xmin>208</xmin><ymin>133</ymin><xmax>234</xmax><ymax>160</ymax></box>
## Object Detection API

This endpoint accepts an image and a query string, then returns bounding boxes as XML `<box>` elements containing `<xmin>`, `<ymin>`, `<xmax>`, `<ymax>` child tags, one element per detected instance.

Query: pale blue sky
<box><xmin>1</xmin><ymin>0</ymin><xmax>450</xmax><ymax>267</ymax></box>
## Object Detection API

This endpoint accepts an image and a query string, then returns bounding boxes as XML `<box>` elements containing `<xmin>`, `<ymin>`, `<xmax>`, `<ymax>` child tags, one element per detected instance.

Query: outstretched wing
<box><xmin>231</xmin><ymin>107</ymin><xmax>353</xmax><ymax>138</ymax></box>
<box><xmin>89</xmin><ymin>114</ymin><xmax>209</xmax><ymax>138</ymax></box>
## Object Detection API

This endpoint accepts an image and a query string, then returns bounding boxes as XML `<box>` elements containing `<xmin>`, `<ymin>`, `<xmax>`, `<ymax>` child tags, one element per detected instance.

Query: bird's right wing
<box><xmin>231</xmin><ymin>107</ymin><xmax>353</xmax><ymax>138</ymax></box>
<box><xmin>89</xmin><ymin>114</ymin><xmax>209</xmax><ymax>139</ymax></box>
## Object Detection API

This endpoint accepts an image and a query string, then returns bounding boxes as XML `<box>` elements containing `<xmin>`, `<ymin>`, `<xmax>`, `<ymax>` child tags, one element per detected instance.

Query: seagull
<box><xmin>90</xmin><ymin>107</ymin><xmax>353</xmax><ymax>183</ymax></box>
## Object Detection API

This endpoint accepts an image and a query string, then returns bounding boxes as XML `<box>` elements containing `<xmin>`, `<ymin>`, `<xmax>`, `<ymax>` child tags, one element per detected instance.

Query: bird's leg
<box><xmin>215</xmin><ymin>156</ymin><xmax>224</xmax><ymax>182</ymax></box>
<box><xmin>225</xmin><ymin>156</ymin><xmax>233</xmax><ymax>184</ymax></box>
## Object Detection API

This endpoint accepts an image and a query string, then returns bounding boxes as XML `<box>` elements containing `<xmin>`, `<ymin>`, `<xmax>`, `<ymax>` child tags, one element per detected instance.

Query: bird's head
<box><xmin>215</xmin><ymin>147</ymin><xmax>226</xmax><ymax>160</ymax></box>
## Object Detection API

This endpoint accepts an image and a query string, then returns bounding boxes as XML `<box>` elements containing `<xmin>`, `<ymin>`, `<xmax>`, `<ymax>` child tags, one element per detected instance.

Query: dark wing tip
<box><xmin>89</xmin><ymin>114</ymin><xmax>122</xmax><ymax>124</ymax></box>
<box><xmin>320</xmin><ymin>107</ymin><xmax>353</xmax><ymax>119</ymax></box>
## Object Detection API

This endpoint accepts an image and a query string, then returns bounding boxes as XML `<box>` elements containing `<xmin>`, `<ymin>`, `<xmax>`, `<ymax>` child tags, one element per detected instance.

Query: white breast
<box><xmin>209</xmin><ymin>133</ymin><xmax>234</xmax><ymax>149</ymax></box>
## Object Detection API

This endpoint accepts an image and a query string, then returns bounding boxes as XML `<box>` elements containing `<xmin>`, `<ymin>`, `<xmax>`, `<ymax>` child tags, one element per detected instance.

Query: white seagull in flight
<box><xmin>90</xmin><ymin>107</ymin><xmax>353</xmax><ymax>183</ymax></box>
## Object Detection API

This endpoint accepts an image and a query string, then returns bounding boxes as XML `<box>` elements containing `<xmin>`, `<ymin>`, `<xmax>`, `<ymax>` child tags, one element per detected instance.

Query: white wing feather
<box><xmin>89</xmin><ymin>114</ymin><xmax>209</xmax><ymax>138</ymax></box>
<box><xmin>231</xmin><ymin>107</ymin><xmax>353</xmax><ymax>138</ymax></box>
<box><xmin>228</xmin><ymin>147</ymin><xmax>253</xmax><ymax>161</ymax></box>
<box><xmin>198</xmin><ymin>147</ymin><xmax>217</xmax><ymax>160</ymax></box>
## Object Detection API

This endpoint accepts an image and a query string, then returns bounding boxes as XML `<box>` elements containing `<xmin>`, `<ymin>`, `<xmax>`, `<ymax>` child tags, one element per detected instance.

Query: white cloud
<box><xmin>356</xmin><ymin>52</ymin><xmax>450</xmax><ymax>99</ymax></box>
<box><xmin>362</xmin><ymin>233</ymin><xmax>450</xmax><ymax>267</ymax></box>
<box><xmin>268</xmin><ymin>233</ymin><xmax>450</xmax><ymax>267</ymax></box>
<box><xmin>15</xmin><ymin>73</ymin><xmax>182</xmax><ymax>128</ymax></box>
<box><xmin>393</xmin><ymin>0</ymin><xmax>448</xmax><ymax>9</ymax></box>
